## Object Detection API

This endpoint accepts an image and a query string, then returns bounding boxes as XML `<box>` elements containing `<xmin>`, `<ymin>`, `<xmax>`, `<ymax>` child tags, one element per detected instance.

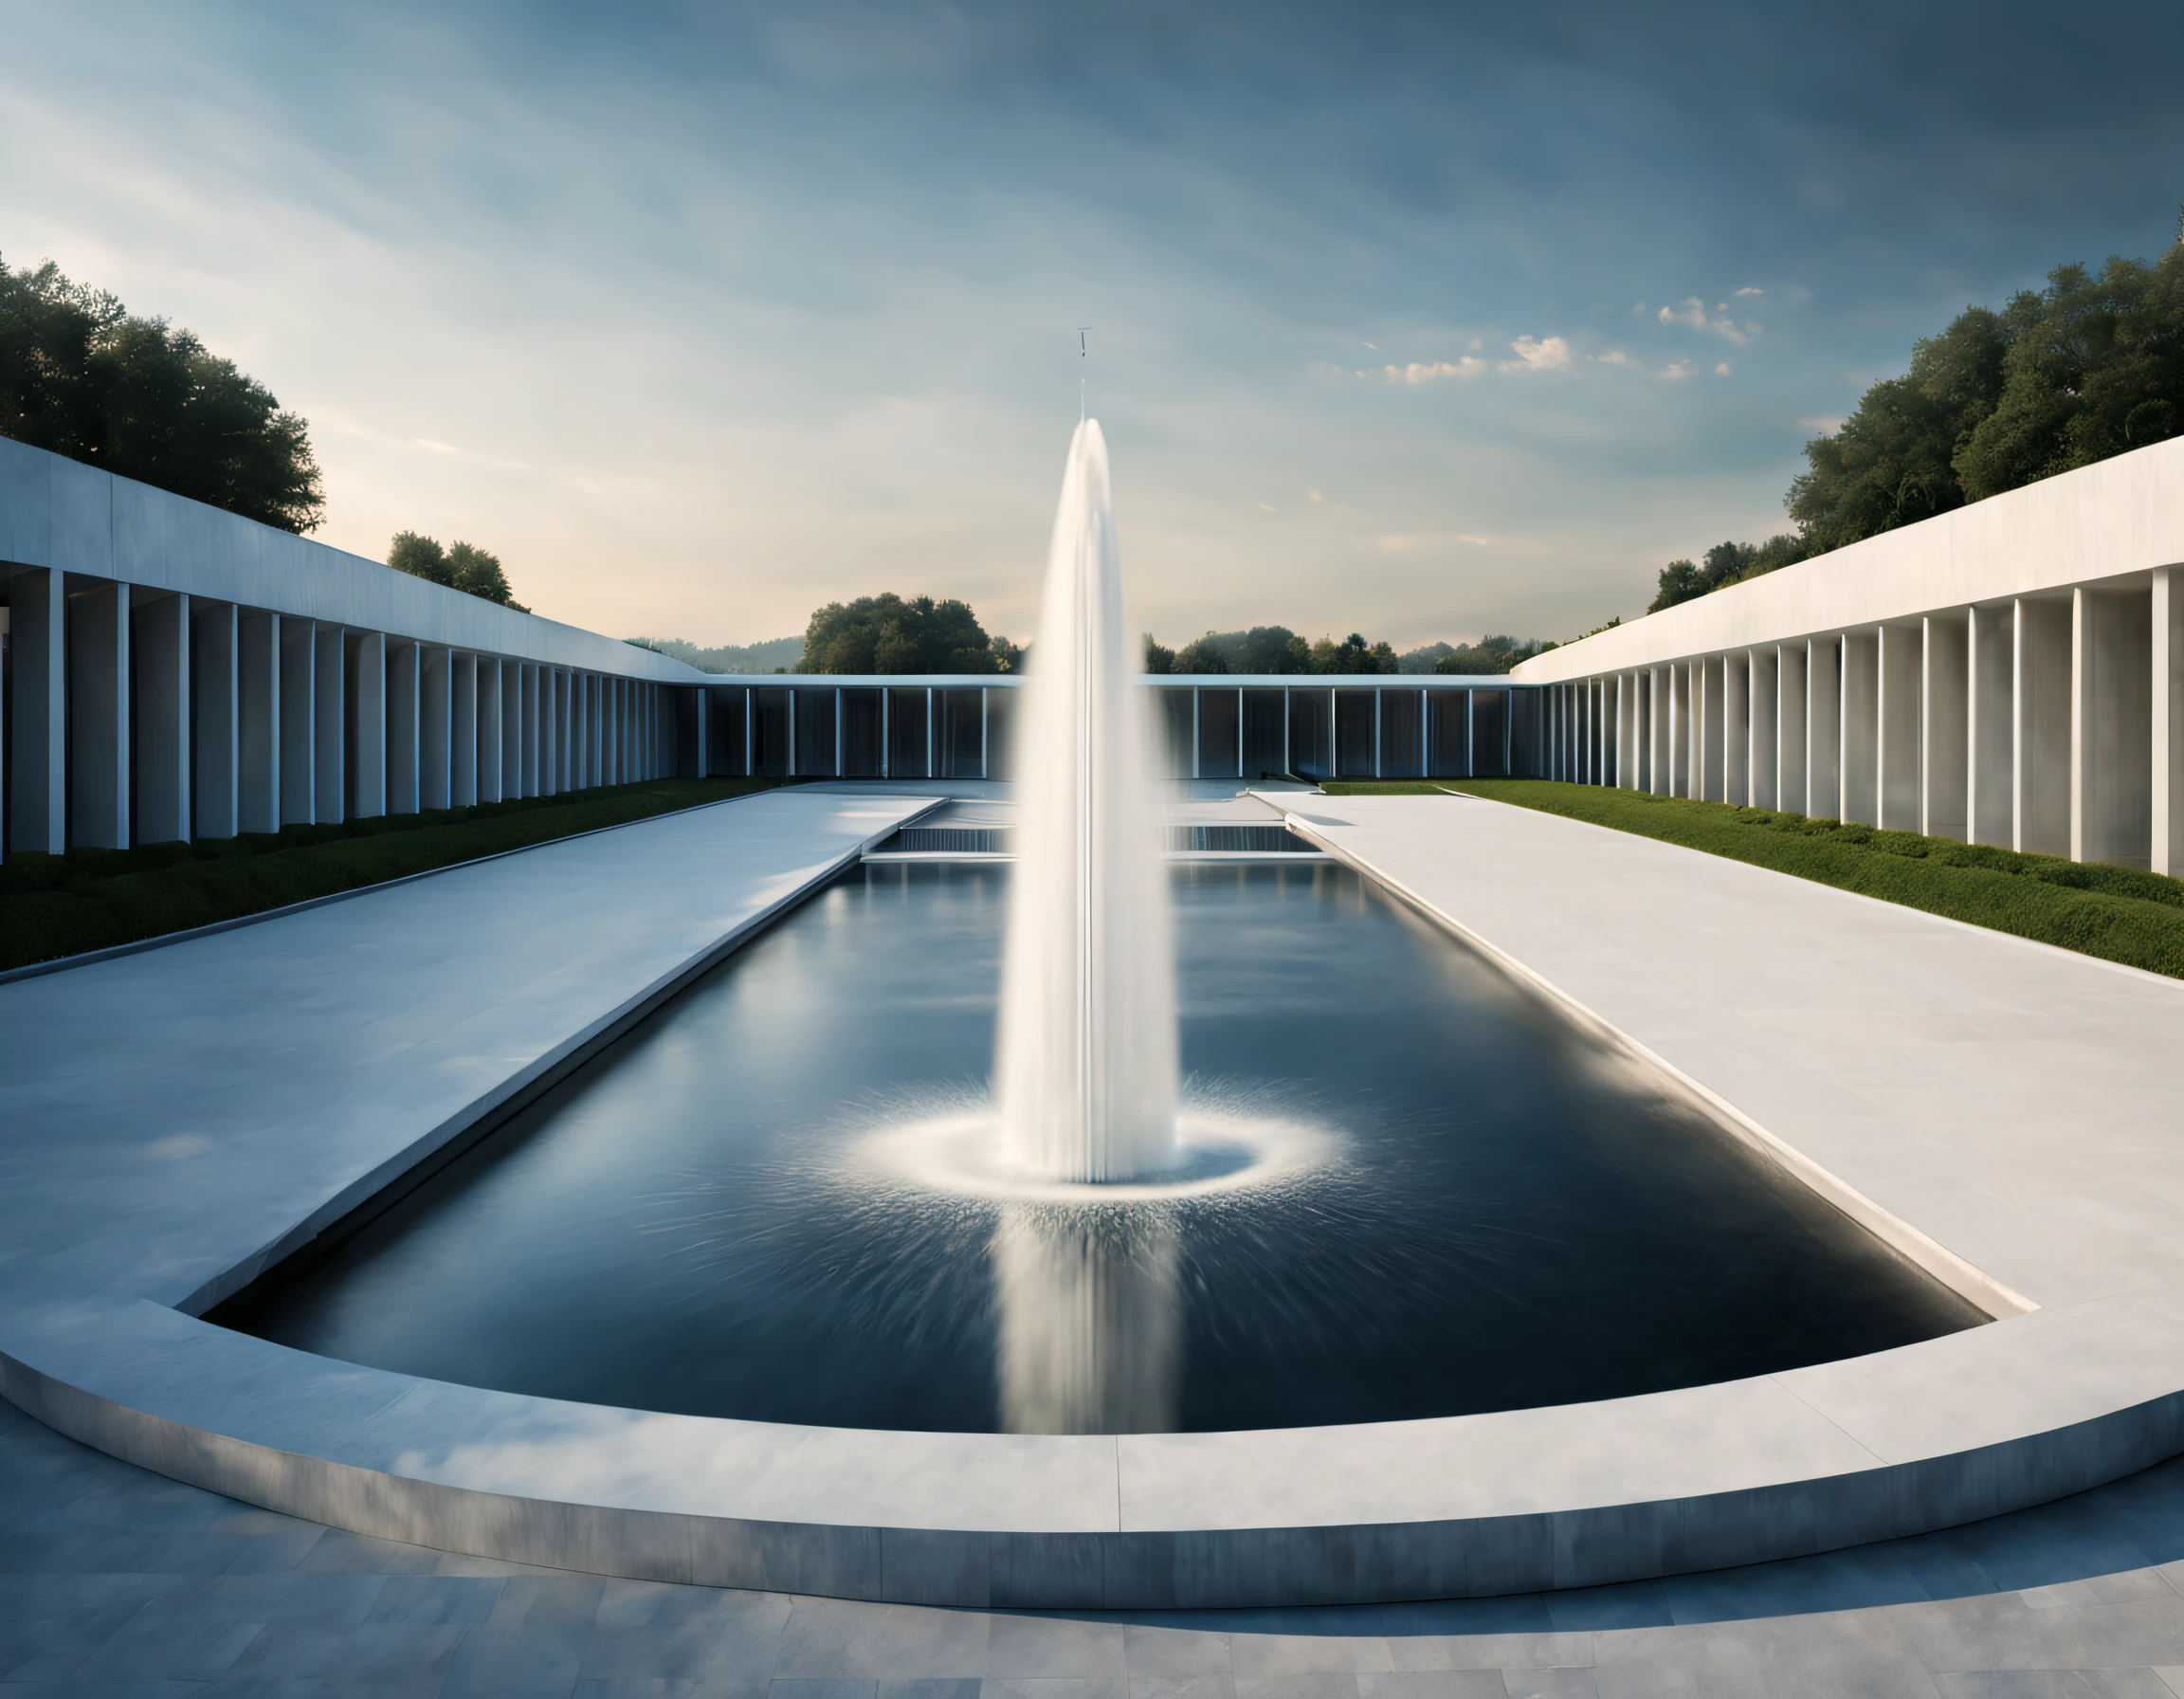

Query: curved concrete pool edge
<box><xmin>7</xmin><ymin>793</ymin><xmax>2184</xmax><ymax>1608</ymax></box>
<box><xmin>7</xmin><ymin>1293</ymin><xmax>2184</xmax><ymax>1608</ymax></box>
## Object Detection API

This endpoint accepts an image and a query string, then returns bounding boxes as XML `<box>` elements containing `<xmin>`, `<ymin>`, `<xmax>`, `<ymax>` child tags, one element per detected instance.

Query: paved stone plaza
<box><xmin>14</xmin><ymin>1395</ymin><xmax>2184</xmax><ymax>1694</ymax></box>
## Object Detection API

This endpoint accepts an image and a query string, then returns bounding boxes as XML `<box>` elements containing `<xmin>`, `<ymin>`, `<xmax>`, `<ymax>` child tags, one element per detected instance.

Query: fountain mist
<box><xmin>994</xmin><ymin>420</ymin><xmax>1178</xmax><ymax>1181</ymax></box>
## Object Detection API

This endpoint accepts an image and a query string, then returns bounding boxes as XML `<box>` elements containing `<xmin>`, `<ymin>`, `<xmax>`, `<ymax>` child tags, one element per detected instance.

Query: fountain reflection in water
<box><xmin>994</xmin><ymin>1209</ymin><xmax>1181</xmax><ymax>1434</ymax></box>
<box><xmin>991</xmin><ymin>420</ymin><xmax>1186</xmax><ymax>1432</ymax></box>
<box><xmin>993</xmin><ymin>419</ymin><xmax>1177</xmax><ymax>1183</ymax></box>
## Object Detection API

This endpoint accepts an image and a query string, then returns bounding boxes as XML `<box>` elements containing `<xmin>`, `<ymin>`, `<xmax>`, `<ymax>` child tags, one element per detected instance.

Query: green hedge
<box><xmin>0</xmin><ymin>777</ymin><xmax>786</xmax><ymax>971</ymax></box>
<box><xmin>1320</xmin><ymin>778</ymin><xmax>2184</xmax><ymax>979</ymax></box>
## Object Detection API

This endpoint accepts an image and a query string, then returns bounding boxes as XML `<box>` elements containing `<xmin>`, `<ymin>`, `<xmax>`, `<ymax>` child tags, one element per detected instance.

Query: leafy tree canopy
<box><xmin>0</xmin><ymin>255</ymin><xmax>324</xmax><ymax>533</ymax></box>
<box><xmin>1647</xmin><ymin>534</ymin><xmax>1811</xmax><ymax>613</ymax></box>
<box><xmin>797</xmin><ymin>593</ymin><xmax>1013</xmax><ymax>674</ymax></box>
<box><xmin>1432</xmin><ymin>634</ymin><xmax>1547</xmax><ymax>674</ymax></box>
<box><xmin>1789</xmin><ymin>230</ymin><xmax>2184</xmax><ymax>555</ymax></box>
<box><xmin>387</xmin><ymin>531</ymin><xmax>528</xmax><ymax>611</ymax></box>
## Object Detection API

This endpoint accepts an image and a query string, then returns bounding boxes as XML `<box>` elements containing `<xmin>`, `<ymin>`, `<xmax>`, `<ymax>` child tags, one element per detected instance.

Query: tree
<box><xmin>1309</xmin><ymin>632</ymin><xmax>1396</xmax><ymax>674</ymax></box>
<box><xmin>1433</xmin><ymin>634</ymin><xmax>1543</xmax><ymax>675</ymax></box>
<box><xmin>0</xmin><ymin>256</ymin><xmax>324</xmax><ymax>533</ymax></box>
<box><xmin>387</xmin><ymin>532</ymin><xmax>528</xmax><ymax>610</ymax></box>
<box><xmin>1957</xmin><ymin>250</ymin><xmax>2184</xmax><ymax>497</ymax></box>
<box><xmin>798</xmin><ymin>593</ymin><xmax>1009</xmax><ymax>674</ymax></box>
<box><xmin>1142</xmin><ymin>634</ymin><xmax>1175</xmax><ymax>674</ymax></box>
<box><xmin>1647</xmin><ymin>533</ymin><xmax>1811</xmax><ymax>612</ymax></box>
<box><xmin>1173</xmin><ymin>634</ymin><xmax>1230</xmax><ymax>673</ymax></box>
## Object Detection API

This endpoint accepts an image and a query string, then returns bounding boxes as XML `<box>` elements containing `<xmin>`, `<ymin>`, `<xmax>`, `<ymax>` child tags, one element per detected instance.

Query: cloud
<box><xmin>1360</xmin><ymin>340</ymin><xmax>1378</xmax><ymax>351</ymax></box>
<box><xmin>1457</xmin><ymin>534</ymin><xmax>1493</xmax><ymax>545</ymax></box>
<box><xmin>1596</xmin><ymin>349</ymin><xmax>1635</xmax><ymax>368</ymax></box>
<box><xmin>1662</xmin><ymin>359</ymin><xmax>1694</xmax><ymax>380</ymax></box>
<box><xmin>1376</xmin><ymin>534</ymin><xmax>1417</xmax><ymax>552</ymax></box>
<box><xmin>1367</xmin><ymin>357</ymin><xmax>1488</xmax><ymax>383</ymax></box>
<box><xmin>1502</xmin><ymin>335</ymin><xmax>1571</xmax><ymax>372</ymax></box>
<box><xmin>1715</xmin><ymin>361</ymin><xmax>1731</xmax><ymax>376</ymax></box>
<box><xmin>1307</xmin><ymin>489</ymin><xmax>1324</xmax><ymax>502</ymax></box>
<box><xmin>1657</xmin><ymin>297</ymin><xmax>1750</xmax><ymax>345</ymax></box>
<box><xmin>1734</xmin><ymin>286</ymin><xmax>1764</xmax><ymax>297</ymax></box>
<box><xmin>1799</xmin><ymin>415</ymin><xmax>1846</xmax><ymax>433</ymax></box>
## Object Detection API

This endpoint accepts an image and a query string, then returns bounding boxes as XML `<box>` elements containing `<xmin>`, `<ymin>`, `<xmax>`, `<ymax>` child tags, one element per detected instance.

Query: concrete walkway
<box><xmin>10</xmin><ymin>1396</ymin><xmax>2184</xmax><ymax>1694</ymax></box>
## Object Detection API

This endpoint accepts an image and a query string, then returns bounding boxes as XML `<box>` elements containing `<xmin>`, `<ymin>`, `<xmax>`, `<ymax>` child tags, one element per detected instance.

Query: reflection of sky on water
<box><xmin>218</xmin><ymin>863</ymin><xmax>1983</xmax><ymax>1434</ymax></box>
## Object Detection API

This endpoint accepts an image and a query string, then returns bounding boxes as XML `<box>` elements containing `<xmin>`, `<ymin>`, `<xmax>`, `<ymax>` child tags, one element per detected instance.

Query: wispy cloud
<box><xmin>1657</xmin><ymin>297</ymin><xmax>1751</xmax><ymax>345</ymax></box>
<box><xmin>1715</xmin><ymin>362</ymin><xmax>1732</xmax><ymax>376</ymax></box>
<box><xmin>1502</xmin><ymin>335</ymin><xmax>1571</xmax><ymax>373</ymax></box>
<box><xmin>1734</xmin><ymin>286</ymin><xmax>1764</xmax><ymax>297</ymax></box>
<box><xmin>1799</xmin><ymin>415</ymin><xmax>1846</xmax><ymax>434</ymax></box>
<box><xmin>1364</xmin><ymin>357</ymin><xmax>1489</xmax><ymax>383</ymax></box>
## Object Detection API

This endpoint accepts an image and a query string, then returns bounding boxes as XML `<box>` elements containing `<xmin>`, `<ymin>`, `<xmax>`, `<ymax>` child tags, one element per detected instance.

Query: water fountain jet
<box><xmin>993</xmin><ymin>420</ymin><xmax>1178</xmax><ymax>1183</ymax></box>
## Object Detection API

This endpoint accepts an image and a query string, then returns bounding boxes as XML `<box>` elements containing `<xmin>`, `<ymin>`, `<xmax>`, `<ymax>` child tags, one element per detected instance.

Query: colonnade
<box><xmin>4</xmin><ymin>567</ymin><xmax>692</xmax><ymax>854</ymax></box>
<box><xmin>1531</xmin><ymin>570</ymin><xmax>2184</xmax><ymax>873</ymax></box>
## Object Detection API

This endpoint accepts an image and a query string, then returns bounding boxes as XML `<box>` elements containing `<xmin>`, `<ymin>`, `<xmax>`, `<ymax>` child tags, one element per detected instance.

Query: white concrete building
<box><xmin>1513</xmin><ymin>436</ymin><xmax>2184</xmax><ymax>873</ymax></box>
<box><xmin>1</xmin><ymin>437</ymin><xmax>719</xmax><ymax>857</ymax></box>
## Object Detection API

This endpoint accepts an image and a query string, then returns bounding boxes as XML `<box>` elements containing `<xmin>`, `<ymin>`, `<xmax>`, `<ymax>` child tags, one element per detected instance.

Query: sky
<box><xmin>4</xmin><ymin>1</ymin><xmax>2183</xmax><ymax>652</ymax></box>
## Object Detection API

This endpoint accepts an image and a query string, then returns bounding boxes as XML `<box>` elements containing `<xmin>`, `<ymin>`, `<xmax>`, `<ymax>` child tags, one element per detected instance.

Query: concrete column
<box><xmin>69</xmin><ymin>576</ymin><xmax>130</xmax><ymax>849</ymax></box>
<box><xmin>1969</xmin><ymin>604</ymin><xmax>2013</xmax><ymax>848</ymax></box>
<box><xmin>604</xmin><ymin>679</ymin><xmax>618</xmax><ymax>785</ymax></box>
<box><xmin>280</xmin><ymin>618</ymin><xmax>316</xmax><ymax>825</ymax></box>
<box><xmin>1777</xmin><ymin>642</ymin><xmax>1807</xmax><ymax>814</ymax></box>
<box><xmin>1807</xmin><ymin>636</ymin><xmax>1841</xmax><ymax>819</ymax></box>
<box><xmin>2014</xmin><ymin>596</ymin><xmax>2071</xmax><ymax>856</ymax></box>
<box><xmin>1723</xmin><ymin>652</ymin><xmax>1748</xmax><ymax>805</ymax></box>
<box><xmin>192</xmin><ymin>600</ymin><xmax>238</xmax><ymax>840</ymax></box>
<box><xmin>521</xmin><ymin>663</ymin><xmax>540</xmax><ymax>797</ymax></box>
<box><xmin>133</xmin><ymin>591</ymin><xmax>190</xmax><ymax>845</ymax></box>
<box><xmin>350</xmin><ymin>630</ymin><xmax>387</xmax><ymax>819</ymax></box>
<box><xmin>1922</xmin><ymin>614</ymin><xmax>1969</xmax><ymax>843</ymax></box>
<box><xmin>1840</xmin><ymin>629</ymin><xmax>1879</xmax><ymax>827</ymax></box>
<box><xmin>500</xmin><ymin>661</ymin><xmax>522</xmax><ymax>799</ymax></box>
<box><xmin>1876</xmin><ymin>624</ymin><xmax>1920</xmax><ymax>831</ymax></box>
<box><xmin>421</xmin><ymin>648</ymin><xmax>452</xmax><ymax>811</ymax></box>
<box><xmin>1677</xmin><ymin>664</ymin><xmax>1694</xmax><ymax>795</ymax></box>
<box><xmin>537</xmin><ymin>667</ymin><xmax>556</xmax><ymax>797</ymax></box>
<box><xmin>2157</xmin><ymin>568</ymin><xmax>2184</xmax><ymax>876</ymax></box>
<box><xmin>479</xmin><ymin>657</ymin><xmax>504</xmax><ymax>804</ymax></box>
<box><xmin>1642</xmin><ymin>664</ymin><xmax>1660</xmax><ymax>790</ymax></box>
<box><xmin>451</xmin><ymin>652</ymin><xmax>477</xmax><ymax>808</ymax></box>
<box><xmin>313</xmin><ymin>625</ymin><xmax>345</xmax><ymax>823</ymax></box>
<box><xmin>239</xmin><ymin>612</ymin><xmax>281</xmax><ymax>833</ymax></box>
<box><xmin>2073</xmin><ymin>585</ymin><xmax>2153</xmax><ymax>868</ymax></box>
<box><xmin>1700</xmin><ymin>657</ymin><xmax>1726</xmax><ymax>802</ymax></box>
<box><xmin>1748</xmin><ymin>648</ymin><xmax>1778</xmax><ymax>811</ymax></box>
<box><xmin>560</xmin><ymin>672</ymin><xmax>576</xmax><ymax>792</ymax></box>
<box><xmin>388</xmin><ymin>640</ymin><xmax>421</xmax><ymax>816</ymax></box>
<box><xmin>7</xmin><ymin>566</ymin><xmax>65</xmax><ymax>854</ymax></box>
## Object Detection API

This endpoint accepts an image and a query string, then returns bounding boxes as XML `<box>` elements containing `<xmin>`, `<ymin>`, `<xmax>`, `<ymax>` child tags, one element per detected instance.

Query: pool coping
<box><xmin>6</xmin><ymin>793</ymin><xmax>2184</xmax><ymax>1608</ymax></box>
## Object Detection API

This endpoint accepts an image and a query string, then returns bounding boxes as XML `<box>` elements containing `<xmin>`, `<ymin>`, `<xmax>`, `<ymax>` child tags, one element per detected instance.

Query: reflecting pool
<box><xmin>216</xmin><ymin>861</ymin><xmax>1983</xmax><ymax>1433</ymax></box>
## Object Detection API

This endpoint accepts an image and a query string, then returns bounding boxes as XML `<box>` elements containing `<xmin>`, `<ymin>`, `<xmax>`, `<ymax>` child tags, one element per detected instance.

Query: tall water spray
<box><xmin>994</xmin><ymin>420</ymin><xmax>1178</xmax><ymax>1181</ymax></box>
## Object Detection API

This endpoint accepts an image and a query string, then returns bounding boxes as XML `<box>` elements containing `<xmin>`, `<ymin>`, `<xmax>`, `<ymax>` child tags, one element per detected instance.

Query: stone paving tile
<box><xmin>1903</xmin><ymin>1593</ymin><xmax>2184</xmax><ymax>1674</ymax></box>
<box><xmin>987</xmin><ymin>1615</ymin><xmax>1128</xmax><ymax>1678</ymax></box>
<box><xmin>1356</xmin><ymin>1673</ymin><xmax>1506</xmax><ymax>1698</ymax></box>
<box><xmin>1933</xmin><ymin>1673</ymin><xmax>2178</xmax><ymax>1698</ymax></box>
<box><xmin>980</xmin><ymin>1678</ymin><xmax>1128</xmax><ymax>1699</ymax></box>
<box><xmin>1227</xmin><ymin>1632</ymin><xmax>1394</xmax><ymax>1676</ymax></box>
<box><xmin>1228</xmin><ymin>1674</ymin><xmax>1362</xmax><ymax>1698</ymax></box>
<box><xmin>1123</xmin><ymin>1676</ymin><xmax>1235</xmax><ymax>1699</ymax></box>
<box><xmin>1384</xmin><ymin>1635</ymin><xmax>1592</xmax><ymax>1674</ymax></box>
<box><xmin>1122</xmin><ymin>1624</ymin><xmax>1232</xmax><ymax>1678</ymax></box>
<box><xmin>774</xmin><ymin>1600</ymin><xmax>991</xmax><ymax>1679</ymax></box>
<box><xmin>219</xmin><ymin>1620</ymin><xmax>472</xmax><ymax>1684</ymax></box>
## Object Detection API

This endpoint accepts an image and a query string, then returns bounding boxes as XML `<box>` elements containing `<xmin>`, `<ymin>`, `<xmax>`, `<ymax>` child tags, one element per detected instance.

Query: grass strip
<box><xmin>1320</xmin><ymin>777</ymin><xmax>2184</xmax><ymax>980</ymax></box>
<box><xmin>0</xmin><ymin>776</ymin><xmax>789</xmax><ymax>972</ymax></box>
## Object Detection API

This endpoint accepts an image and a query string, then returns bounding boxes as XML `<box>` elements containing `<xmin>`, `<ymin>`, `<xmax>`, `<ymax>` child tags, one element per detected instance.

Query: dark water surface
<box><xmin>217</xmin><ymin>862</ymin><xmax>1982</xmax><ymax>1433</ymax></box>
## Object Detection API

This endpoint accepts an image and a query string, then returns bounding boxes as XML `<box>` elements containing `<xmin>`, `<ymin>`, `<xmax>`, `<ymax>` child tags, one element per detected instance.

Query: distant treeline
<box><xmin>1145</xmin><ymin>627</ymin><xmax>1547</xmax><ymax>676</ymax></box>
<box><xmin>627</xmin><ymin>634</ymin><xmax>805</xmax><ymax>673</ymax></box>
<box><xmin>1647</xmin><ymin>223</ymin><xmax>2184</xmax><ymax>615</ymax></box>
